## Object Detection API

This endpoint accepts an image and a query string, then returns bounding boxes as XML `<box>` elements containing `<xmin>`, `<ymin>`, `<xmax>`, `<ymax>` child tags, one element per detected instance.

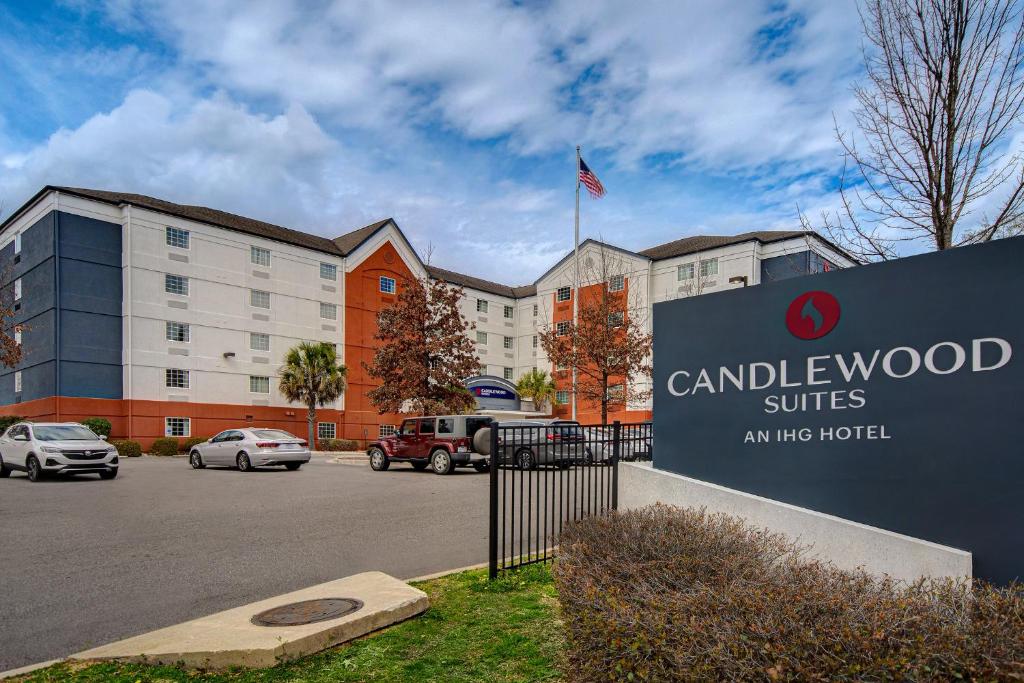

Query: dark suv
<box><xmin>367</xmin><ymin>415</ymin><xmax>493</xmax><ymax>474</ymax></box>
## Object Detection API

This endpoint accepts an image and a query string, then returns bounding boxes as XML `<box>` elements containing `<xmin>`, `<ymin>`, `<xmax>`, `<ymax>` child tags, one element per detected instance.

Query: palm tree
<box><xmin>516</xmin><ymin>369</ymin><xmax>558</xmax><ymax>413</ymax></box>
<box><xmin>279</xmin><ymin>341</ymin><xmax>347</xmax><ymax>448</ymax></box>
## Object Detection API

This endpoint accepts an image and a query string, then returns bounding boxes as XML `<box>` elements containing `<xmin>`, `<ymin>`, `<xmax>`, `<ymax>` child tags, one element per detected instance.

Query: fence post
<box><xmin>488</xmin><ymin>424</ymin><xmax>499</xmax><ymax>580</ymax></box>
<box><xmin>611</xmin><ymin>420</ymin><xmax>621</xmax><ymax>510</ymax></box>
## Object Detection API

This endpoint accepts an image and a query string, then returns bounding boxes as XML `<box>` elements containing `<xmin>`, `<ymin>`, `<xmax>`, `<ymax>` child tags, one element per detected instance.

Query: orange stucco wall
<box><xmin>0</xmin><ymin>396</ymin><xmax>344</xmax><ymax>450</ymax></box>
<box><xmin>550</xmin><ymin>280</ymin><xmax>652</xmax><ymax>425</ymax></box>
<box><xmin>343</xmin><ymin>241</ymin><xmax>413</xmax><ymax>443</ymax></box>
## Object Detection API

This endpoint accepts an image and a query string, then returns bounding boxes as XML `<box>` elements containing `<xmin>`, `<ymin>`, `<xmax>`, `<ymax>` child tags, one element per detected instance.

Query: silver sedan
<box><xmin>188</xmin><ymin>429</ymin><xmax>311</xmax><ymax>472</ymax></box>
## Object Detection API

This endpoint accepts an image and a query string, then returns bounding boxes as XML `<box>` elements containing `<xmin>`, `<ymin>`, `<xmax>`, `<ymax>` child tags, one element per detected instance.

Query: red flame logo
<box><xmin>785</xmin><ymin>291</ymin><xmax>840</xmax><ymax>340</ymax></box>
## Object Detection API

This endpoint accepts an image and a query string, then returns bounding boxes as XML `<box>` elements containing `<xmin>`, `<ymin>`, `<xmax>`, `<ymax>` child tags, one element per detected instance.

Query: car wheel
<box><xmin>516</xmin><ymin>448</ymin><xmax>535</xmax><ymax>470</ymax></box>
<box><xmin>411</xmin><ymin>461</ymin><xmax>429</xmax><ymax>471</ymax></box>
<box><xmin>99</xmin><ymin>470</ymin><xmax>117</xmax><ymax>480</ymax></box>
<box><xmin>430</xmin><ymin>449</ymin><xmax>454</xmax><ymax>475</ymax></box>
<box><xmin>190</xmin><ymin>451</ymin><xmax>205</xmax><ymax>469</ymax></box>
<box><xmin>284</xmin><ymin>462</ymin><xmax>302</xmax><ymax>471</ymax></box>
<box><xmin>473</xmin><ymin>461</ymin><xmax>489</xmax><ymax>473</ymax></box>
<box><xmin>0</xmin><ymin>455</ymin><xmax>10</xmax><ymax>478</ymax></box>
<box><xmin>368</xmin><ymin>447</ymin><xmax>390</xmax><ymax>471</ymax></box>
<box><xmin>26</xmin><ymin>456</ymin><xmax>43</xmax><ymax>482</ymax></box>
<box><xmin>237</xmin><ymin>453</ymin><xmax>253</xmax><ymax>472</ymax></box>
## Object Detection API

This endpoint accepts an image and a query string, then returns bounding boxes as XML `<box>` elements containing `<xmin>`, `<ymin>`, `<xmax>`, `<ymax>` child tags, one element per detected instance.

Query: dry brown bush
<box><xmin>554</xmin><ymin>504</ymin><xmax>1024</xmax><ymax>682</ymax></box>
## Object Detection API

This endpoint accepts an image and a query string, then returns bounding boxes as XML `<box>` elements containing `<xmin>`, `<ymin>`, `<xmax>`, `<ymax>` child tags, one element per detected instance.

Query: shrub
<box><xmin>318</xmin><ymin>438</ymin><xmax>360</xmax><ymax>451</ymax></box>
<box><xmin>79</xmin><ymin>417</ymin><xmax>112</xmax><ymax>437</ymax></box>
<box><xmin>149</xmin><ymin>437</ymin><xmax>180</xmax><ymax>457</ymax></box>
<box><xmin>109</xmin><ymin>439</ymin><xmax>142</xmax><ymax>458</ymax></box>
<box><xmin>0</xmin><ymin>415</ymin><xmax>24</xmax><ymax>432</ymax></box>
<box><xmin>182</xmin><ymin>437</ymin><xmax>207</xmax><ymax>452</ymax></box>
<box><xmin>555</xmin><ymin>504</ymin><xmax>1024</xmax><ymax>682</ymax></box>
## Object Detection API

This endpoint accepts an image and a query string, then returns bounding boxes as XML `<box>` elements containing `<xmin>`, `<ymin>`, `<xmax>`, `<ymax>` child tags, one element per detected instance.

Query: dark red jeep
<box><xmin>367</xmin><ymin>415</ymin><xmax>493</xmax><ymax>474</ymax></box>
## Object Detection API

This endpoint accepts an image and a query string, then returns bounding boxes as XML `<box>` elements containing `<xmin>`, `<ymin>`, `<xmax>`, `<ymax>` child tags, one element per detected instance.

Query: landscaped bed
<box><xmin>15</xmin><ymin>565</ymin><xmax>564</xmax><ymax>683</ymax></box>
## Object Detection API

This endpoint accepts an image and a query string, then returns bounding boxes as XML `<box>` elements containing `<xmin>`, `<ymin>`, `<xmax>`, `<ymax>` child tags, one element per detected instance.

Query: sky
<box><xmin>0</xmin><ymin>0</ymin><xmax>866</xmax><ymax>283</ymax></box>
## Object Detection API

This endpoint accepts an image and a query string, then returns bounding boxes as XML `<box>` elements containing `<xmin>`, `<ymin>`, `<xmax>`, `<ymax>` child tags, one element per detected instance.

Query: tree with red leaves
<box><xmin>365</xmin><ymin>277</ymin><xmax>479</xmax><ymax>416</ymax></box>
<box><xmin>539</xmin><ymin>248</ymin><xmax>652</xmax><ymax>424</ymax></box>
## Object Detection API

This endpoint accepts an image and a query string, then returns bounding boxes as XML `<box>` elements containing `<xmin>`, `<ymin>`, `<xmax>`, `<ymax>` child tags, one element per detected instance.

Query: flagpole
<box><xmin>572</xmin><ymin>145</ymin><xmax>580</xmax><ymax>422</ymax></box>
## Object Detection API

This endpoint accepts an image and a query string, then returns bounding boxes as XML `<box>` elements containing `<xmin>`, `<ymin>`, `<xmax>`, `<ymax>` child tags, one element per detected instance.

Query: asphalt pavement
<box><xmin>0</xmin><ymin>455</ymin><xmax>489</xmax><ymax>671</ymax></box>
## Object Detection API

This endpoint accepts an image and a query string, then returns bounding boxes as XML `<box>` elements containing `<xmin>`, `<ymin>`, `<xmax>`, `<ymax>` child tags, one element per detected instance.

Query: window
<box><xmin>166</xmin><ymin>321</ymin><xmax>190</xmax><ymax>342</ymax></box>
<box><xmin>503</xmin><ymin>335</ymin><xmax>513</xmax><ymax>349</ymax></box>
<box><xmin>437</xmin><ymin>418</ymin><xmax>454</xmax><ymax>435</ymax></box>
<box><xmin>14</xmin><ymin>371</ymin><xmax>21</xmax><ymax>394</ymax></box>
<box><xmin>607</xmin><ymin>383</ymin><xmax>625</xmax><ymax>401</ymax></box>
<box><xmin>700</xmin><ymin>257</ymin><xmax>719</xmax><ymax>277</ymax></box>
<box><xmin>399</xmin><ymin>420</ymin><xmax>417</xmax><ymax>436</ymax></box>
<box><xmin>533</xmin><ymin>304</ymin><xmax>538</xmax><ymax>316</ymax></box>
<box><xmin>479</xmin><ymin>363</ymin><xmax>488</xmax><ymax>375</ymax></box>
<box><xmin>477</xmin><ymin>331</ymin><xmax>488</xmax><ymax>344</ymax></box>
<box><xmin>14</xmin><ymin>278</ymin><xmax>22</xmax><ymax>301</ymax></box>
<box><xmin>503</xmin><ymin>367</ymin><xmax>513</xmax><ymax>380</ymax></box>
<box><xmin>418</xmin><ymin>418</ymin><xmax>435</xmax><ymax>435</ymax></box>
<box><xmin>556</xmin><ymin>390</ymin><xmax>570</xmax><ymax>404</ymax></box>
<box><xmin>557</xmin><ymin>286</ymin><xmax>571</xmax><ymax>302</ymax></box>
<box><xmin>556</xmin><ymin>362</ymin><xmax>568</xmax><ymax>371</ymax></box>
<box><xmin>379</xmin><ymin>424</ymin><xmax>396</xmax><ymax>437</ymax></box>
<box><xmin>166</xmin><ymin>226</ymin><xmax>189</xmax><ymax>249</ymax></box>
<box><xmin>13</xmin><ymin>232</ymin><xmax>21</xmax><ymax>254</ymax></box>
<box><xmin>165</xmin><ymin>368</ymin><xmax>189</xmax><ymax>388</ymax></box>
<box><xmin>317</xmin><ymin>422</ymin><xmax>336</xmax><ymax>440</ymax></box>
<box><xmin>677</xmin><ymin>263</ymin><xmax>695</xmax><ymax>281</ymax></box>
<box><xmin>532</xmin><ymin>335</ymin><xmax>537</xmax><ymax>348</ymax></box>
<box><xmin>250</xmin><ymin>332</ymin><xmax>270</xmax><ymax>351</ymax></box>
<box><xmin>556</xmin><ymin>321</ymin><xmax>570</xmax><ymax>336</ymax></box>
<box><xmin>477</xmin><ymin>299</ymin><xmax>488</xmax><ymax>313</ymax></box>
<box><xmin>609</xmin><ymin>274</ymin><xmax>625</xmax><ymax>292</ymax></box>
<box><xmin>504</xmin><ymin>305</ymin><xmax>514</xmax><ymax>319</ymax></box>
<box><xmin>320</xmin><ymin>302</ymin><xmax>337</xmax><ymax>320</ymax></box>
<box><xmin>320</xmin><ymin>262</ymin><xmax>337</xmax><ymax>280</ymax></box>
<box><xmin>251</xmin><ymin>245</ymin><xmax>271</xmax><ymax>267</ymax></box>
<box><xmin>14</xmin><ymin>326</ymin><xmax>21</xmax><ymax>346</ymax></box>
<box><xmin>165</xmin><ymin>274</ymin><xmax>189</xmax><ymax>296</ymax></box>
<box><xmin>380</xmin><ymin>276</ymin><xmax>396</xmax><ymax>294</ymax></box>
<box><xmin>608</xmin><ymin>311</ymin><xmax>624</xmax><ymax>327</ymax></box>
<box><xmin>249</xmin><ymin>375</ymin><xmax>270</xmax><ymax>393</ymax></box>
<box><xmin>166</xmin><ymin>417</ymin><xmax>190</xmax><ymax>437</ymax></box>
<box><xmin>250</xmin><ymin>289</ymin><xmax>270</xmax><ymax>309</ymax></box>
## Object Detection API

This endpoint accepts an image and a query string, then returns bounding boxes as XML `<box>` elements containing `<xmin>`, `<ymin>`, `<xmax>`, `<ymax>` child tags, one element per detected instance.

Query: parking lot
<box><xmin>0</xmin><ymin>455</ymin><xmax>489</xmax><ymax>671</ymax></box>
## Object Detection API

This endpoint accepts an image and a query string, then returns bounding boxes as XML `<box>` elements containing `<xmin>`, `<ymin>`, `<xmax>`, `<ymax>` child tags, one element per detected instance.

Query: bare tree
<box><xmin>539</xmin><ymin>245</ymin><xmax>652</xmax><ymax>425</ymax></box>
<box><xmin>809</xmin><ymin>0</ymin><xmax>1024</xmax><ymax>260</ymax></box>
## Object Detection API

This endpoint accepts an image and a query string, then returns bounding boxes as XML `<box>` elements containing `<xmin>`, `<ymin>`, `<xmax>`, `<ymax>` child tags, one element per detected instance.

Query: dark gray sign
<box><xmin>653</xmin><ymin>237</ymin><xmax>1023</xmax><ymax>584</ymax></box>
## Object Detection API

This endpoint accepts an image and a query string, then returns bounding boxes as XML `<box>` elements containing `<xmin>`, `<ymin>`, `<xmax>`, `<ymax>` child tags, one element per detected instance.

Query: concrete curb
<box><xmin>0</xmin><ymin>659</ymin><xmax>61</xmax><ymax>680</ymax></box>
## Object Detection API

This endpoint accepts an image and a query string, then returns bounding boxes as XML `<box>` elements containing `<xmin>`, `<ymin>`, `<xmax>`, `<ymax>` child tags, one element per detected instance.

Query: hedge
<box><xmin>555</xmin><ymin>505</ymin><xmax>1024</xmax><ymax>682</ymax></box>
<box><xmin>79</xmin><ymin>417</ymin><xmax>112</xmax><ymax>437</ymax></box>
<box><xmin>318</xmin><ymin>438</ymin><xmax>360</xmax><ymax>451</ymax></box>
<box><xmin>109</xmin><ymin>440</ymin><xmax>142</xmax><ymax>457</ymax></box>
<box><xmin>149</xmin><ymin>437</ymin><xmax>180</xmax><ymax>457</ymax></box>
<box><xmin>0</xmin><ymin>415</ymin><xmax>24</xmax><ymax>433</ymax></box>
<box><xmin>182</xmin><ymin>437</ymin><xmax>207</xmax><ymax>452</ymax></box>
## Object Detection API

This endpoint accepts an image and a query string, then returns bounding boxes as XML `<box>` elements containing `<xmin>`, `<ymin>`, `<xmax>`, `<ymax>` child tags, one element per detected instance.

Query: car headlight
<box><xmin>107</xmin><ymin>447</ymin><xmax>117</xmax><ymax>454</ymax></box>
<box><xmin>41</xmin><ymin>445</ymin><xmax>62</xmax><ymax>453</ymax></box>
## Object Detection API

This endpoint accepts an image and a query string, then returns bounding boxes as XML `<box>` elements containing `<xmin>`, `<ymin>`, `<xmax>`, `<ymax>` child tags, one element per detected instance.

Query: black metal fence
<box><xmin>487</xmin><ymin>420</ymin><xmax>652</xmax><ymax>579</ymax></box>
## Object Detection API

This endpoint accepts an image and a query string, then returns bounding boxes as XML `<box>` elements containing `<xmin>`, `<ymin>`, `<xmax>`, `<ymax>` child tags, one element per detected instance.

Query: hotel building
<box><xmin>0</xmin><ymin>186</ymin><xmax>855</xmax><ymax>446</ymax></box>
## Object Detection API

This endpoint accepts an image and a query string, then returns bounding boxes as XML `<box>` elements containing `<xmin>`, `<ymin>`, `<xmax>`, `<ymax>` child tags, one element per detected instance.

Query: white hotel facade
<box><xmin>0</xmin><ymin>186</ymin><xmax>854</xmax><ymax>446</ymax></box>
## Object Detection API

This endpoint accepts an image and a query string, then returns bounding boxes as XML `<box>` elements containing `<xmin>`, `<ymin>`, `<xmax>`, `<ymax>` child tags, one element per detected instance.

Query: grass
<box><xmin>16</xmin><ymin>564</ymin><xmax>563</xmax><ymax>683</ymax></box>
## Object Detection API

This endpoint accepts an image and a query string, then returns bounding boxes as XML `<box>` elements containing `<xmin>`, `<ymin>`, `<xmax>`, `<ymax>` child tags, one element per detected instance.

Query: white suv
<box><xmin>0</xmin><ymin>422</ymin><xmax>119</xmax><ymax>482</ymax></box>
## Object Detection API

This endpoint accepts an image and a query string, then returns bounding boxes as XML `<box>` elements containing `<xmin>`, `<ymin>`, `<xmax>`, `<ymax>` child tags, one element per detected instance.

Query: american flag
<box><xmin>579</xmin><ymin>157</ymin><xmax>606</xmax><ymax>199</ymax></box>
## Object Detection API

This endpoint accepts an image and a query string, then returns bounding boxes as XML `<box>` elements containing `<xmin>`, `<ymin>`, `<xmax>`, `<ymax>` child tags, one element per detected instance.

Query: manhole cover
<box><xmin>251</xmin><ymin>598</ymin><xmax>364</xmax><ymax>627</ymax></box>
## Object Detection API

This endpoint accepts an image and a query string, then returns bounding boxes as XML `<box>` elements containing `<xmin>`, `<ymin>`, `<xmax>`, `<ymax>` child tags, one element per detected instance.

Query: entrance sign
<box><xmin>653</xmin><ymin>238</ymin><xmax>1023</xmax><ymax>583</ymax></box>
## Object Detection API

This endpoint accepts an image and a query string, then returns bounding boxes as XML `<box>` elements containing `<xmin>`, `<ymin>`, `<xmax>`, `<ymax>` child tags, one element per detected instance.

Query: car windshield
<box><xmin>552</xmin><ymin>423</ymin><xmax>584</xmax><ymax>438</ymax></box>
<box><xmin>34</xmin><ymin>425</ymin><xmax>99</xmax><ymax>441</ymax></box>
<box><xmin>253</xmin><ymin>430</ymin><xmax>297</xmax><ymax>440</ymax></box>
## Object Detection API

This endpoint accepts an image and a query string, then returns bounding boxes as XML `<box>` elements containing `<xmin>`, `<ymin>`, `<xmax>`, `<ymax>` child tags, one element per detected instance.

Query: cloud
<box><xmin>117</xmin><ymin>0</ymin><xmax>860</xmax><ymax>171</ymax></box>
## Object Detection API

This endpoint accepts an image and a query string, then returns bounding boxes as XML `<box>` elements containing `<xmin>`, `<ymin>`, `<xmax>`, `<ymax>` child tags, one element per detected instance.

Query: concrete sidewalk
<box><xmin>70</xmin><ymin>572</ymin><xmax>428</xmax><ymax>670</ymax></box>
